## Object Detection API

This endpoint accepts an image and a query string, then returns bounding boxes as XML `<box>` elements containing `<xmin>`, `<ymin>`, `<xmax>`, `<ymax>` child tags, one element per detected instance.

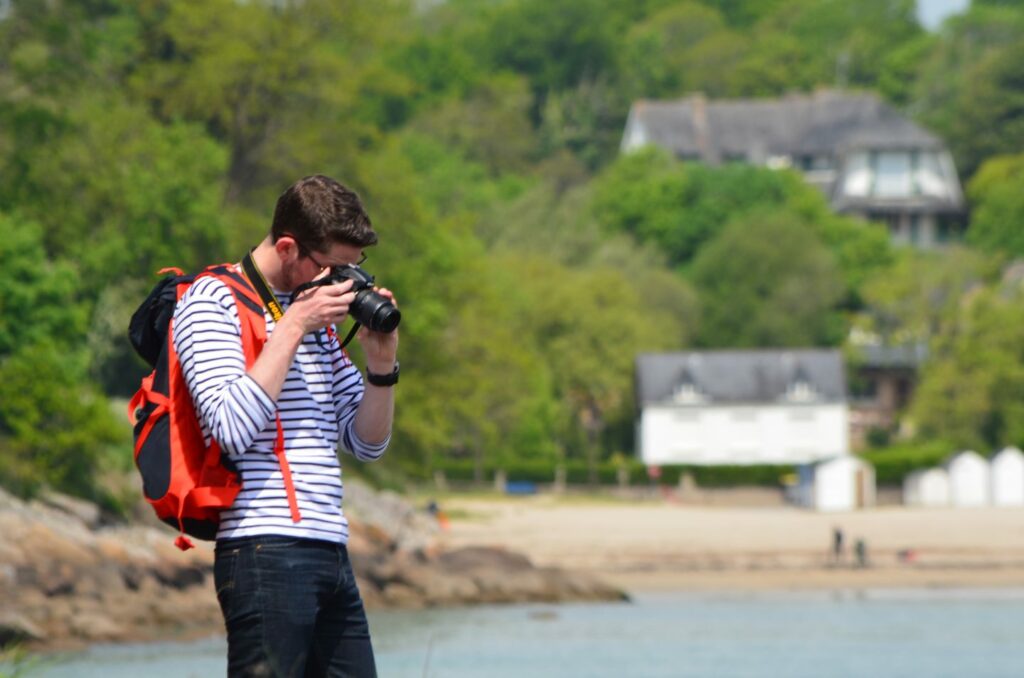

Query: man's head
<box><xmin>267</xmin><ymin>175</ymin><xmax>377</xmax><ymax>291</ymax></box>
<box><xmin>271</xmin><ymin>175</ymin><xmax>377</xmax><ymax>252</ymax></box>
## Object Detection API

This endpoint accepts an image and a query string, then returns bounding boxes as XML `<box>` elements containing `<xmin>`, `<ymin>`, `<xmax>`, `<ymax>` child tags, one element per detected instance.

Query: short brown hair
<box><xmin>271</xmin><ymin>175</ymin><xmax>377</xmax><ymax>251</ymax></box>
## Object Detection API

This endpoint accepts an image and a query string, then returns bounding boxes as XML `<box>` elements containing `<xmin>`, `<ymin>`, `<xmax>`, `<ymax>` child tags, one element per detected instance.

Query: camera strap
<box><xmin>242</xmin><ymin>251</ymin><xmax>360</xmax><ymax>349</ymax></box>
<box><xmin>242</xmin><ymin>251</ymin><xmax>284</xmax><ymax>322</ymax></box>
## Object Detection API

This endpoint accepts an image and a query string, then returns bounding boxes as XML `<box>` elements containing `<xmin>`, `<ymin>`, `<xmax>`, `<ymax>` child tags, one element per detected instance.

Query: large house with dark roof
<box><xmin>635</xmin><ymin>349</ymin><xmax>849</xmax><ymax>466</ymax></box>
<box><xmin>621</xmin><ymin>89</ymin><xmax>965</xmax><ymax>248</ymax></box>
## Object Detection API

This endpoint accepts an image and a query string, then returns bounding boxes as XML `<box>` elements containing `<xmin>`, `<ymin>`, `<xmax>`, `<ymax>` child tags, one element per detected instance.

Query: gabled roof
<box><xmin>855</xmin><ymin>342</ymin><xmax>929</xmax><ymax>370</ymax></box>
<box><xmin>623</xmin><ymin>89</ymin><xmax>943</xmax><ymax>161</ymax></box>
<box><xmin>635</xmin><ymin>349</ymin><xmax>847</xmax><ymax>407</ymax></box>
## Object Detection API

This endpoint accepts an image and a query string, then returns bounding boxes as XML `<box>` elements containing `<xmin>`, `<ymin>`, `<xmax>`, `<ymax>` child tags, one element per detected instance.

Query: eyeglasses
<box><xmin>292</xmin><ymin>237</ymin><xmax>366</xmax><ymax>269</ymax></box>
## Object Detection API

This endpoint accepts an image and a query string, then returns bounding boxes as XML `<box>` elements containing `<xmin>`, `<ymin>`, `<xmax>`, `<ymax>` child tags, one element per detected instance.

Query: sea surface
<box><xmin>16</xmin><ymin>588</ymin><xmax>1024</xmax><ymax>677</ymax></box>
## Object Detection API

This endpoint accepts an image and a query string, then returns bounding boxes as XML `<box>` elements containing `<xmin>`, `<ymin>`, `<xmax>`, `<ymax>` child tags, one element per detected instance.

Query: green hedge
<box><xmin>861</xmin><ymin>440</ymin><xmax>955</xmax><ymax>485</ymax></box>
<box><xmin>431</xmin><ymin>459</ymin><xmax>794</xmax><ymax>488</ymax></box>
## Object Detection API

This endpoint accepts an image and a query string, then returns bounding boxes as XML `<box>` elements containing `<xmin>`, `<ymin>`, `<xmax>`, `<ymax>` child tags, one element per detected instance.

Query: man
<box><xmin>173</xmin><ymin>175</ymin><xmax>397</xmax><ymax>677</ymax></box>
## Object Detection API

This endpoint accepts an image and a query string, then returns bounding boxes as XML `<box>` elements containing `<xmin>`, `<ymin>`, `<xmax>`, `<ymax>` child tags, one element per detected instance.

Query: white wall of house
<box><xmin>620</xmin><ymin>114</ymin><xmax>648</xmax><ymax>152</ymax></box>
<box><xmin>991</xmin><ymin>446</ymin><xmax>1024</xmax><ymax>507</ymax></box>
<box><xmin>903</xmin><ymin>468</ymin><xmax>951</xmax><ymax>507</ymax></box>
<box><xmin>947</xmin><ymin>451</ymin><xmax>991</xmax><ymax>507</ymax></box>
<box><xmin>639</xmin><ymin>403</ymin><xmax>849</xmax><ymax>465</ymax></box>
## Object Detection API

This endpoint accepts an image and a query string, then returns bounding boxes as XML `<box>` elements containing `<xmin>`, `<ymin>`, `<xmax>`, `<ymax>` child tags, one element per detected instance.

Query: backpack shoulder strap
<box><xmin>194</xmin><ymin>264</ymin><xmax>268</xmax><ymax>366</ymax></box>
<box><xmin>198</xmin><ymin>264</ymin><xmax>301</xmax><ymax>525</ymax></box>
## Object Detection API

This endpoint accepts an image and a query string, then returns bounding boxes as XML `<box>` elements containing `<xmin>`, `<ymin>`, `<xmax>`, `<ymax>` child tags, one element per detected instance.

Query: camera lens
<box><xmin>352</xmin><ymin>290</ymin><xmax>401</xmax><ymax>333</ymax></box>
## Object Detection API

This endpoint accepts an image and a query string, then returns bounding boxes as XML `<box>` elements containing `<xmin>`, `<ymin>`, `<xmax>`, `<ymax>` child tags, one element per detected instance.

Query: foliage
<box><xmin>909</xmin><ymin>283</ymin><xmax>1024</xmax><ymax>451</ymax></box>
<box><xmin>591</xmin><ymin>148</ymin><xmax>894</xmax><ymax>301</ymax></box>
<box><xmin>0</xmin><ymin>215</ymin><xmax>88</xmax><ymax>357</ymax></box>
<box><xmin>854</xmin><ymin>246</ymin><xmax>999</xmax><ymax>344</ymax></box>
<box><xmin>911</xmin><ymin>5</ymin><xmax>1024</xmax><ymax>179</ymax></box>
<box><xmin>689</xmin><ymin>213</ymin><xmax>846</xmax><ymax>347</ymax></box>
<box><xmin>860</xmin><ymin>440</ymin><xmax>955</xmax><ymax>485</ymax></box>
<box><xmin>965</xmin><ymin>153</ymin><xmax>1024</xmax><ymax>257</ymax></box>
<box><xmin>1</xmin><ymin>0</ymin><xmax>1024</xmax><ymax>499</ymax></box>
<box><xmin>434</xmin><ymin>457</ymin><xmax>793</xmax><ymax>487</ymax></box>
<box><xmin>0</xmin><ymin>342</ymin><xmax>126</xmax><ymax>499</ymax></box>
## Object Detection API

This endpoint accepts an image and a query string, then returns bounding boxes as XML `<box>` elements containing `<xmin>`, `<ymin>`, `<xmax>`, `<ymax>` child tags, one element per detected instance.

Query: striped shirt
<box><xmin>172</xmin><ymin>272</ymin><xmax>388</xmax><ymax>544</ymax></box>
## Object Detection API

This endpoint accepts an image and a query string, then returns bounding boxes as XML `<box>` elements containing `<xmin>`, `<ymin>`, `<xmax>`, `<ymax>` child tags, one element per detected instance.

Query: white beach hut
<box><xmin>798</xmin><ymin>456</ymin><xmax>875</xmax><ymax>512</ymax></box>
<box><xmin>947</xmin><ymin>450</ymin><xmax>991</xmax><ymax>507</ymax></box>
<box><xmin>902</xmin><ymin>467</ymin><xmax>950</xmax><ymax>507</ymax></box>
<box><xmin>991</xmin><ymin>446</ymin><xmax>1024</xmax><ymax>507</ymax></box>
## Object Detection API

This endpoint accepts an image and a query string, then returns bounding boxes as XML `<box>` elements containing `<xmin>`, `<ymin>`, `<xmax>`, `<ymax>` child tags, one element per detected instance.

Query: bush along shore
<box><xmin>0</xmin><ymin>483</ymin><xmax>626</xmax><ymax>652</ymax></box>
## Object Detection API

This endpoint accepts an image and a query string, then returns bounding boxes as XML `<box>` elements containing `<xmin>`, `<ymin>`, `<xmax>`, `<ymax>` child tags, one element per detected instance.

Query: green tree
<box><xmin>0</xmin><ymin>342</ymin><xmax>125</xmax><ymax>498</ymax></box>
<box><xmin>619</xmin><ymin>3</ymin><xmax>742</xmax><ymax>100</ymax></box>
<box><xmin>966</xmin><ymin>153</ymin><xmax>1024</xmax><ymax>256</ymax></box>
<box><xmin>482</xmin><ymin>0</ymin><xmax>625</xmax><ymax>102</ymax></box>
<box><xmin>854</xmin><ymin>247</ymin><xmax>998</xmax><ymax>344</ymax></box>
<box><xmin>131</xmin><ymin>0</ymin><xmax>405</xmax><ymax>202</ymax></box>
<box><xmin>912</xmin><ymin>5</ymin><xmax>1024</xmax><ymax>179</ymax></box>
<box><xmin>0</xmin><ymin>215</ymin><xmax>88</xmax><ymax>357</ymax></box>
<box><xmin>910</xmin><ymin>282</ymin><xmax>1024</xmax><ymax>450</ymax></box>
<box><xmin>409</xmin><ymin>75</ymin><xmax>539</xmax><ymax>176</ymax></box>
<box><xmin>592</xmin><ymin>148</ymin><xmax>892</xmax><ymax>297</ymax></box>
<box><xmin>690</xmin><ymin>214</ymin><xmax>846</xmax><ymax>348</ymax></box>
<box><xmin>8</xmin><ymin>95</ymin><xmax>229</xmax><ymax>286</ymax></box>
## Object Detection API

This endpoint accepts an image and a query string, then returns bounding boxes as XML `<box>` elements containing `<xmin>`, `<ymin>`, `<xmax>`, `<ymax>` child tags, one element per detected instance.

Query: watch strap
<box><xmin>366</xmin><ymin>362</ymin><xmax>399</xmax><ymax>387</ymax></box>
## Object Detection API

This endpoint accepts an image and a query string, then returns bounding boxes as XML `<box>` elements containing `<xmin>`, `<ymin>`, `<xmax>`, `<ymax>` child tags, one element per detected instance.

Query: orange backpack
<box><xmin>128</xmin><ymin>265</ymin><xmax>300</xmax><ymax>550</ymax></box>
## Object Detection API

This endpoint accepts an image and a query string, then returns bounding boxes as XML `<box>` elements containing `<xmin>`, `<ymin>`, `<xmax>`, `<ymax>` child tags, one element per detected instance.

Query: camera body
<box><xmin>294</xmin><ymin>264</ymin><xmax>401</xmax><ymax>333</ymax></box>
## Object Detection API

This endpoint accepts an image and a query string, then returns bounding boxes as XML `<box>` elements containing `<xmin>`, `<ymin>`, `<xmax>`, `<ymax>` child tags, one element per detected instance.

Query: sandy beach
<box><xmin>437</xmin><ymin>494</ymin><xmax>1024</xmax><ymax>593</ymax></box>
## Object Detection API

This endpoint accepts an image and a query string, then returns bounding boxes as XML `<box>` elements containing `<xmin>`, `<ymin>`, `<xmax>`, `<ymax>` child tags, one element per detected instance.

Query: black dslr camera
<box><xmin>292</xmin><ymin>264</ymin><xmax>401</xmax><ymax>333</ymax></box>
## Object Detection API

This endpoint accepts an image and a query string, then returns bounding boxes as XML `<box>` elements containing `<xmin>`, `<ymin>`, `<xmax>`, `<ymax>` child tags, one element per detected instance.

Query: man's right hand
<box><xmin>286</xmin><ymin>279</ymin><xmax>357</xmax><ymax>334</ymax></box>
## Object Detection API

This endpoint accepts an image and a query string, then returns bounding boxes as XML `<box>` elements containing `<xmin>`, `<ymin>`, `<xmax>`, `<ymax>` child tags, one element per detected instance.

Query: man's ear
<box><xmin>274</xmin><ymin>235</ymin><xmax>301</xmax><ymax>263</ymax></box>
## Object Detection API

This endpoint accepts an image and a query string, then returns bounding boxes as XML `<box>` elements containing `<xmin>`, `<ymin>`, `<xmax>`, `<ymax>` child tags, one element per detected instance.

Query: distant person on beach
<box><xmin>855</xmin><ymin>538</ymin><xmax>869</xmax><ymax>568</ymax></box>
<box><xmin>174</xmin><ymin>176</ymin><xmax>398</xmax><ymax>677</ymax></box>
<box><xmin>832</xmin><ymin>526</ymin><xmax>845</xmax><ymax>564</ymax></box>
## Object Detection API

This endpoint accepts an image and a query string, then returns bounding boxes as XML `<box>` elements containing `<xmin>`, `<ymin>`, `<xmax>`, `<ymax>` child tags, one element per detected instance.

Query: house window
<box><xmin>785</xmin><ymin>380</ymin><xmax>819</xmax><ymax>403</ymax></box>
<box><xmin>872</xmin><ymin>152</ymin><xmax>912</xmax><ymax>198</ymax></box>
<box><xmin>673</xmin><ymin>382</ymin><xmax>706</xmax><ymax>404</ymax></box>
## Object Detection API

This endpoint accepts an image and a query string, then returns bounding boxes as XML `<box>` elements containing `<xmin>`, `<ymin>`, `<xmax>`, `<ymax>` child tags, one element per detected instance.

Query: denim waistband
<box><xmin>215</xmin><ymin>534</ymin><xmax>347</xmax><ymax>553</ymax></box>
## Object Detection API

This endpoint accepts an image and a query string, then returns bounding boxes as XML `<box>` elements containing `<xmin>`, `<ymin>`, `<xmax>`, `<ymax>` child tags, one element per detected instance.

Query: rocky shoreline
<box><xmin>0</xmin><ymin>485</ymin><xmax>626</xmax><ymax>653</ymax></box>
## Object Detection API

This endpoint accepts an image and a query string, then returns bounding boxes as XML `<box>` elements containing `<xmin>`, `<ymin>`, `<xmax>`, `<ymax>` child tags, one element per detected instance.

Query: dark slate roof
<box><xmin>854</xmin><ymin>342</ymin><xmax>929</xmax><ymax>370</ymax></box>
<box><xmin>626</xmin><ymin>90</ymin><xmax>942</xmax><ymax>161</ymax></box>
<box><xmin>635</xmin><ymin>349</ymin><xmax>847</xmax><ymax>407</ymax></box>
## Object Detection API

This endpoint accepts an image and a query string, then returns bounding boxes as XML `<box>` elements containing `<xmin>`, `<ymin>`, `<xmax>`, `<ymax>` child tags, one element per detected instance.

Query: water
<box><xmin>19</xmin><ymin>589</ymin><xmax>1024</xmax><ymax>677</ymax></box>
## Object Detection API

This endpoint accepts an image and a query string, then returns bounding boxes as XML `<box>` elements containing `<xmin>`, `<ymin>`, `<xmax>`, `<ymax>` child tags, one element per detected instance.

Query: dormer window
<box><xmin>784</xmin><ymin>364</ymin><xmax>819</xmax><ymax>403</ymax></box>
<box><xmin>672</xmin><ymin>367</ymin><xmax>706</xmax><ymax>404</ymax></box>
<box><xmin>673</xmin><ymin>381</ymin><xmax>706</xmax><ymax>405</ymax></box>
<box><xmin>786</xmin><ymin>380</ymin><xmax>818</xmax><ymax>402</ymax></box>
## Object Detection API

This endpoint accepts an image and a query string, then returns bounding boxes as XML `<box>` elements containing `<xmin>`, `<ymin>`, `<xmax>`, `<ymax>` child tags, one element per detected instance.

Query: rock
<box><xmin>69</xmin><ymin>611</ymin><xmax>124</xmax><ymax>642</ymax></box>
<box><xmin>0</xmin><ymin>613</ymin><xmax>45</xmax><ymax>648</ymax></box>
<box><xmin>0</xmin><ymin>482</ymin><xmax>627</xmax><ymax>651</ymax></box>
<box><xmin>439</xmin><ymin>546</ymin><xmax>535</xmax><ymax>573</ymax></box>
<box><xmin>381</xmin><ymin>582</ymin><xmax>425</xmax><ymax>608</ymax></box>
<box><xmin>37</xmin><ymin>490</ymin><xmax>102</xmax><ymax>529</ymax></box>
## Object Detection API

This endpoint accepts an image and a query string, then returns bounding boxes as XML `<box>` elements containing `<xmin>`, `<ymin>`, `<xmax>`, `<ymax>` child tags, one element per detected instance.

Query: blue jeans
<box><xmin>214</xmin><ymin>536</ymin><xmax>377</xmax><ymax>678</ymax></box>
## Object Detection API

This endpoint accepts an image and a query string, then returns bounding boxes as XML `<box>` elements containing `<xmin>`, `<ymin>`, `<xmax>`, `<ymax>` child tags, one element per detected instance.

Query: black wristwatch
<box><xmin>366</xmin><ymin>362</ymin><xmax>399</xmax><ymax>387</ymax></box>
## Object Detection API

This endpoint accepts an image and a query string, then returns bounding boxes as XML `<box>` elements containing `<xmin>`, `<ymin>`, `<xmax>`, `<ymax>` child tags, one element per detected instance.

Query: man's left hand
<box><xmin>357</xmin><ymin>287</ymin><xmax>399</xmax><ymax>373</ymax></box>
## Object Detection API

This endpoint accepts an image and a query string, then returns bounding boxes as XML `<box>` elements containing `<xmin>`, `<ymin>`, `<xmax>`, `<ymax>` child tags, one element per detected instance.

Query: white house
<box><xmin>797</xmin><ymin>456</ymin><xmax>876</xmax><ymax>512</ymax></box>
<box><xmin>621</xmin><ymin>90</ymin><xmax>965</xmax><ymax>248</ymax></box>
<box><xmin>991</xmin><ymin>446</ymin><xmax>1024</xmax><ymax>507</ymax></box>
<box><xmin>635</xmin><ymin>350</ymin><xmax>849</xmax><ymax>466</ymax></box>
<box><xmin>947</xmin><ymin>450</ymin><xmax>991</xmax><ymax>507</ymax></box>
<box><xmin>903</xmin><ymin>467</ymin><xmax>951</xmax><ymax>507</ymax></box>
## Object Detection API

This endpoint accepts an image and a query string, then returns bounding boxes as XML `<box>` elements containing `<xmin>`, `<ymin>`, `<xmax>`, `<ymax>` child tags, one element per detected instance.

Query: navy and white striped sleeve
<box><xmin>172</xmin><ymin>276</ymin><xmax>276</xmax><ymax>456</ymax></box>
<box><xmin>331</xmin><ymin>341</ymin><xmax>390</xmax><ymax>462</ymax></box>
